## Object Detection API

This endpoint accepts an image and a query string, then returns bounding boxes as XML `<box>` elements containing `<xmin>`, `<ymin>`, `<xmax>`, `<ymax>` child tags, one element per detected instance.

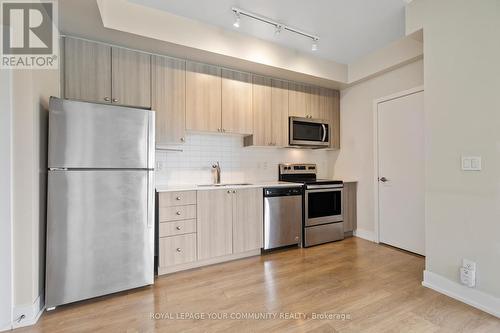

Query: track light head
<box><xmin>311</xmin><ymin>39</ymin><xmax>318</xmax><ymax>51</ymax></box>
<box><xmin>233</xmin><ymin>11</ymin><xmax>241</xmax><ymax>28</ymax></box>
<box><xmin>275</xmin><ymin>25</ymin><xmax>282</xmax><ymax>35</ymax></box>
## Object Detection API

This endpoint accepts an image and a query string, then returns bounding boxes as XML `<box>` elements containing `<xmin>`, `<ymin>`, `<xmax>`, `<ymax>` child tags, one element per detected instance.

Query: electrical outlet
<box><xmin>460</xmin><ymin>267</ymin><xmax>476</xmax><ymax>287</ymax></box>
<box><xmin>462</xmin><ymin>259</ymin><xmax>476</xmax><ymax>271</ymax></box>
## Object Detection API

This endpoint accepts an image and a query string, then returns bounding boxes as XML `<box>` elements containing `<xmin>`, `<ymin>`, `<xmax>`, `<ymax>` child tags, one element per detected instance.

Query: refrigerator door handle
<box><xmin>147</xmin><ymin>171</ymin><xmax>154</xmax><ymax>228</ymax></box>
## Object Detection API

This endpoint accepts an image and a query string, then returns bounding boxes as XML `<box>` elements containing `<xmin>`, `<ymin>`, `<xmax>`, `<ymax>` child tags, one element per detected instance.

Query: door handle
<box><xmin>379</xmin><ymin>177</ymin><xmax>388</xmax><ymax>182</ymax></box>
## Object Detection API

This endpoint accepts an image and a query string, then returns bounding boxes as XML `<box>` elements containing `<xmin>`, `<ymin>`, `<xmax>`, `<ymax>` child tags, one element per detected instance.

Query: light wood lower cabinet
<box><xmin>159</xmin><ymin>219</ymin><xmax>197</xmax><ymax>237</ymax></box>
<box><xmin>197</xmin><ymin>189</ymin><xmax>233</xmax><ymax>260</ymax></box>
<box><xmin>343</xmin><ymin>182</ymin><xmax>357</xmax><ymax>233</ymax></box>
<box><xmin>159</xmin><ymin>233</ymin><xmax>197</xmax><ymax>267</ymax></box>
<box><xmin>233</xmin><ymin>188</ymin><xmax>263</xmax><ymax>253</ymax></box>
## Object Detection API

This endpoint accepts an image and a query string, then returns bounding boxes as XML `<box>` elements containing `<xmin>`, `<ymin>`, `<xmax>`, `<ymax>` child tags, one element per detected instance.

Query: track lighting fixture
<box><xmin>231</xmin><ymin>7</ymin><xmax>320</xmax><ymax>52</ymax></box>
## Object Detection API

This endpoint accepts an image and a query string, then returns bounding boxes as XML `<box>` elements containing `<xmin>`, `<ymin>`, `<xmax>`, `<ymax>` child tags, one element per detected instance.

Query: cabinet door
<box><xmin>252</xmin><ymin>75</ymin><xmax>272</xmax><ymax>146</ymax></box>
<box><xmin>152</xmin><ymin>56</ymin><xmax>186</xmax><ymax>145</ymax></box>
<box><xmin>64</xmin><ymin>37</ymin><xmax>111</xmax><ymax>104</ymax></box>
<box><xmin>197</xmin><ymin>190</ymin><xmax>233</xmax><ymax>260</ymax></box>
<box><xmin>271</xmin><ymin>79</ymin><xmax>289</xmax><ymax>147</ymax></box>
<box><xmin>319</xmin><ymin>87</ymin><xmax>340</xmax><ymax>149</ymax></box>
<box><xmin>288</xmin><ymin>82</ymin><xmax>309</xmax><ymax>118</ymax></box>
<box><xmin>186</xmin><ymin>62</ymin><xmax>222</xmax><ymax>132</ymax></box>
<box><xmin>111</xmin><ymin>47</ymin><xmax>151</xmax><ymax>108</ymax></box>
<box><xmin>342</xmin><ymin>182</ymin><xmax>357</xmax><ymax>233</ymax></box>
<box><xmin>308</xmin><ymin>86</ymin><xmax>321</xmax><ymax>119</ymax></box>
<box><xmin>222</xmin><ymin>69</ymin><xmax>253</xmax><ymax>134</ymax></box>
<box><xmin>233</xmin><ymin>188</ymin><xmax>263</xmax><ymax>253</ymax></box>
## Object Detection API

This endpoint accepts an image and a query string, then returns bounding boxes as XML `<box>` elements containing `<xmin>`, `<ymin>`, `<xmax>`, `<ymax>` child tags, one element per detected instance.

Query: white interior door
<box><xmin>378</xmin><ymin>90</ymin><xmax>425</xmax><ymax>255</ymax></box>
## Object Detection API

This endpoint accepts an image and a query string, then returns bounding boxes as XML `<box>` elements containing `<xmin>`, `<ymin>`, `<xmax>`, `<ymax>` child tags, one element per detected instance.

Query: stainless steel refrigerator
<box><xmin>45</xmin><ymin>97</ymin><xmax>155</xmax><ymax>309</ymax></box>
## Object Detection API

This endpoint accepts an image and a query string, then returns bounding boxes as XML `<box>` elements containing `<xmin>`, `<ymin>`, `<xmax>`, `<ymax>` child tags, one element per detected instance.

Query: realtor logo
<box><xmin>1</xmin><ymin>0</ymin><xmax>58</xmax><ymax>69</ymax></box>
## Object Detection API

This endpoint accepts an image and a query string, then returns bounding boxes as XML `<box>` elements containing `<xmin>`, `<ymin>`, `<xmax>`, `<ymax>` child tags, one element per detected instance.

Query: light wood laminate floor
<box><xmin>16</xmin><ymin>237</ymin><xmax>499</xmax><ymax>333</ymax></box>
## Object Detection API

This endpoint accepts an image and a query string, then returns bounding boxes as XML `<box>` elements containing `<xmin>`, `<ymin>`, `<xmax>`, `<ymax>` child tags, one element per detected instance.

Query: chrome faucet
<box><xmin>212</xmin><ymin>161</ymin><xmax>221</xmax><ymax>184</ymax></box>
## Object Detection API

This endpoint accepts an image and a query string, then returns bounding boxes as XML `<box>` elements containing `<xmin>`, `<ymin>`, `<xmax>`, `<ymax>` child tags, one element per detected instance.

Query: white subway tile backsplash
<box><xmin>155</xmin><ymin>133</ymin><xmax>335</xmax><ymax>186</ymax></box>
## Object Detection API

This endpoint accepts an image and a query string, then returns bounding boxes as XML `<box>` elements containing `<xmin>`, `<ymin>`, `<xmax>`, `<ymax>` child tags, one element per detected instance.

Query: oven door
<box><xmin>289</xmin><ymin>117</ymin><xmax>329</xmax><ymax>147</ymax></box>
<box><xmin>305</xmin><ymin>187</ymin><xmax>343</xmax><ymax>226</ymax></box>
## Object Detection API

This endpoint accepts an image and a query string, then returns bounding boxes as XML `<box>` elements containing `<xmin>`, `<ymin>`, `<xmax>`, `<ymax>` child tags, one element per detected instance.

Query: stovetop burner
<box><xmin>278</xmin><ymin>163</ymin><xmax>343</xmax><ymax>187</ymax></box>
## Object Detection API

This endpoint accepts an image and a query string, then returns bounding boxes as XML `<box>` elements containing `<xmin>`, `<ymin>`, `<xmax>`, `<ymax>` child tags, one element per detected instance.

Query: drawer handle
<box><xmin>176</xmin><ymin>248</ymin><xmax>182</xmax><ymax>252</ymax></box>
<box><xmin>176</xmin><ymin>211</ymin><xmax>181</xmax><ymax>215</ymax></box>
<box><xmin>176</xmin><ymin>226</ymin><xmax>182</xmax><ymax>230</ymax></box>
<box><xmin>176</xmin><ymin>196</ymin><xmax>181</xmax><ymax>200</ymax></box>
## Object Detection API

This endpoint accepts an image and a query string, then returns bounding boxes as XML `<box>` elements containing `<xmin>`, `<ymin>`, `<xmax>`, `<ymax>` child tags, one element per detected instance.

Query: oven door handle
<box><xmin>321</xmin><ymin>124</ymin><xmax>327</xmax><ymax>142</ymax></box>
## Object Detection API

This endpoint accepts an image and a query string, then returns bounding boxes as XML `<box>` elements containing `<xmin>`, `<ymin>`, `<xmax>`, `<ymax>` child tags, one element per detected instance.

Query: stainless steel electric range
<box><xmin>279</xmin><ymin>164</ymin><xmax>344</xmax><ymax>247</ymax></box>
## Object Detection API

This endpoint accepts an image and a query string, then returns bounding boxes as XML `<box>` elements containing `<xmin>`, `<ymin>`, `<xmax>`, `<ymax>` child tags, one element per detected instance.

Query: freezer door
<box><xmin>46</xmin><ymin>170</ymin><xmax>154</xmax><ymax>308</ymax></box>
<box><xmin>48</xmin><ymin>97</ymin><xmax>154</xmax><ymax>169</ymax></box>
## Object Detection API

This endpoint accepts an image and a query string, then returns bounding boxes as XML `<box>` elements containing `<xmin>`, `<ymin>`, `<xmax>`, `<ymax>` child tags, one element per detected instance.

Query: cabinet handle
<box><xmin>176</xmin><ymin>226</ymin><xmax>182</xmax><ymax>230</ymax></box>
<box><xmin>104</xmin><ymin>97</ymin><xmax>110</xmax><ymax>102</ymax></box>
<box><xmin>176</xmin><ymin>196</ymin><xmax>181</xmax><ymax>200</ymax></box>
<box><xmin>180</xmin><ymin>137</ymin><xmax>185</xmax><ymax>142</ymax></box>
<box><xmin>176</xmin><ymin>248</ymin><xmax>182</xmax><ymax>252</ymax></box>
<box><xmin>232</xmin><ymin>190</ymin><xmax>236</xmax><ymax>194</ymax></box>
<box><xmin>176</xmin><ymin>211</ymin><xmax>181</xmax><ymax>215</ymax></box>
<box><xmin>227</xmin><ymin>190</ymin><xmax>231</xmax><ymax>194</ymax></box>
<box><xmin>112</xmin><ymin>98</ymin><xmax>118</xmax><ymax>103</ymax></box>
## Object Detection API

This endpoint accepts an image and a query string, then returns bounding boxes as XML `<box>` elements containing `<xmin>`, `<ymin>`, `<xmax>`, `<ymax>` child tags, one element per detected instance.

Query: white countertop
<box><xmin>156</xmin><ymin>181</ymin><xmax>303</xmax><ymax>192</ymax></box>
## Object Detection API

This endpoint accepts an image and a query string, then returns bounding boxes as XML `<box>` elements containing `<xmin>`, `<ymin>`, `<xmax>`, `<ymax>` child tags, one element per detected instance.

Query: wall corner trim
<box><xmin>12</xmin><ymin>291</ymin><xmax>45</xmax><ymax>329</ymax></box>
<box><xmin>422</xmin><ymin>270</ymin><xmax>500</xmax><ymax>318</ymax></box>
<box><xmin>353</xmin><ymin>229</ymin><xmax>375</xmax><ymax>242</ymax></box>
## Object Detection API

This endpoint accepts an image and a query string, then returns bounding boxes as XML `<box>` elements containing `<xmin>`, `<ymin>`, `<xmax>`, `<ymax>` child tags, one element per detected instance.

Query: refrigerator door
<box><xmin>48</xmin><ymin>97</ymin><xmax>154</xmax><ymax>169</ymax></box>
<box><xmin>46</xmin><ymin>170</ymin><xmax>154</xmax><ymax>308</ymax></box>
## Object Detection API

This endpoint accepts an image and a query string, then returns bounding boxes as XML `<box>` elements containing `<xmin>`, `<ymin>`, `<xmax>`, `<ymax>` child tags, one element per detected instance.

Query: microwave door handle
<box><xmin>321</xmin><ymin>124</ymin><xmax>327</xmax><ymax>142</ymax></box>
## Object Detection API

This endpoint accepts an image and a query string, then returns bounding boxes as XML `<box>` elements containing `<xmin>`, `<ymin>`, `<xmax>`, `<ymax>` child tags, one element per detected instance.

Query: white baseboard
<box><xmin>0</xmin><ymin>324</ymin><xmax>12</xmax><ymax>332</ymax></box>
<box><xmin>423</xmin><ymin>270</ymin><xmax>500</xmax><ymax>318</ymax></box>
<box><xmin>12</xmin><ymin>291</ymin><xmax>44</xmax><ymax>329</ymax></box>
<box><xmin>353</xmin><ymin>228</ymin><xmax>375</xmax><ymax>242</ymax></box>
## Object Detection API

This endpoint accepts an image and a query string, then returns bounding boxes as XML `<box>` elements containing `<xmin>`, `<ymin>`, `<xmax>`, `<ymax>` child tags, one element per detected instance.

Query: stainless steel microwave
<box><xmin>289</xmin><ymin>117</ymin><xmax>330</xmax><ymax>147</ymax></box>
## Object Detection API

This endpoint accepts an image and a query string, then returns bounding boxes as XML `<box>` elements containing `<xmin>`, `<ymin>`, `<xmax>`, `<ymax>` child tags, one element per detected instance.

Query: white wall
<box><xmin>11</xmin><ymin>68</ymin><xmax>59</xmax><ymax>326</ymax></box>
<box><xmin>156</xmin><ymin>133</ymin><xmax>335</xmax><ymax>186</ymax></box>
<box><xmin>410</xmin><ymin>0</ymin><xmax>500</xmax><ymax>302</ymax></box>
<box><xmin>333</xmin><ymin>60</ymin><xmax>424</xmax><ymax>235</ymax></box>
<box><xmin>0</xmin><ymin>67</ymin><xmax>13</xmax><ymax>331</ymax></box>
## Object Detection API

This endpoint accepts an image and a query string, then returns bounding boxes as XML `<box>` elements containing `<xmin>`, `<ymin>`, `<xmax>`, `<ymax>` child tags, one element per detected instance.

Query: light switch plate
<box><xmin>461</xmin><ymin>156</ymin><xmax>481</xmax><ymax>171</ymax></box>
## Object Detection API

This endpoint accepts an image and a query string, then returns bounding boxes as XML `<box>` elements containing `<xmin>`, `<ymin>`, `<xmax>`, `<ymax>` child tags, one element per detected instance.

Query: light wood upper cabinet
<box><xmin>111</xmin><ymin>47</ymin><xmax>151</xmax><ymax>108</ymax></box>
<box><xmin>221</xmin><ymin>69</ymin><xmax>253</xmax><ymax>134</ymax></box>
<box><xmin>319</xmin><ymin>87</ymin><xmax>340</xmax><ymax>149</ymax></box>
<box><xmin>288</xmin><ymin>82</ymin><xmax>309</xmax><ymax>118</ymax></box>
<box><xmin>271</xmin><ymin>79</ymin><xmax>289</xmax><ymax>146</ymax></box>
<box><xmin>251</xmin><ymin>75</ymin><xmax>272</xmax><ymax>146</ymax></box>
<box><xmin>197</xmin><ymin>189</ymin><xmax>233</xmax><ymax>260</ymax></box>
<box><xmin>233</xmin><ymin>188</ymin><xmax>263</xmax><ymax>254</ymax></box>
<box><xmin>64</xmin><ymin>38</ymin><xmax>111</xmax><ymax>104</ymax></box>
<box><xmin>308</xmin><ymin>85</ymin><xmax>321</xmax><ymax>119</ymax></box>
<box><xmin>186</xmin><ymin>61</ymin><xmax>222</xmax><ymax>132</ymax></box>
<box><xmin>152</xmin><ymin>55</ymin><xmax>186</xmax><ymax>145</ymax></box>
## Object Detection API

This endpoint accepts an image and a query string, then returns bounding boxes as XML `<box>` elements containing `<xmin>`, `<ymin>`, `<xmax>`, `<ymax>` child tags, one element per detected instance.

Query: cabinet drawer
<box><xmin>159</xmin><ymin>233</ymin><xmax>197</xmax><ymax>267</ymax></box>
<box><xmin>159</xmin><ymin>191</ymin><xmax>196</xmax><ymax>207</ymax></box>
<box><xmin>159</xmin><ymin>205</ymin><xmax>196</xmax><ymax>222</ymax></box>
<box><xmin>159</xmin><ymin>219</ymin><xmax>196</xmax><ymax>237</ymax></box>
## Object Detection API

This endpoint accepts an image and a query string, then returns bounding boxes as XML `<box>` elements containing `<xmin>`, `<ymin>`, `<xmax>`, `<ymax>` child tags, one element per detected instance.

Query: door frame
<box><xmin>0</xmin><ymin>59</ymin><xmax>13</xmax><ymax>331</ymax></box>
<box><xmin>372</xmin><ymin>86</ymin><xmax>424</xmax><ymax>244</ymax></box>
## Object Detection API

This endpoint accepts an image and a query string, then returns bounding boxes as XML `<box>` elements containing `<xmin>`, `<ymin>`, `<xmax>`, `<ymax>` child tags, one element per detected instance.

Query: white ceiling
<box><xmin>130</xmin><ymin>0</ymin><xmax>407</xmax><ymax>64</ymax></box>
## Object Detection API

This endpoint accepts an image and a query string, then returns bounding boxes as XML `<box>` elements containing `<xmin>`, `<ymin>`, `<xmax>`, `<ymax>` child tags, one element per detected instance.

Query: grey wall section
<box><xmin>0</xmin><ymin>63</ymin><xmax>13</xmax><ymax>331</ymax></box>
<box><xmin>334</xmin><ymin>60</ymin><xmax>424</xmax><ymax>234</ymax></box>
<box><xmin>11</xmin><ymin>68</ymin><xmax>59</xmax><ymax>321</ymax></box>
<box><xmin>417</xmin><ymin>0</ymin><xmax>500</xmax><ymax>298</ymax></box>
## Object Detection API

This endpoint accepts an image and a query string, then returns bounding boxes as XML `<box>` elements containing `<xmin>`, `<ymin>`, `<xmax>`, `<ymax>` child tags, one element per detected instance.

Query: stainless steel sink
<box><xmin>197</xmin><ymin>183</ymin><xmax>252</xmax><ymax>187</ymax></box>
